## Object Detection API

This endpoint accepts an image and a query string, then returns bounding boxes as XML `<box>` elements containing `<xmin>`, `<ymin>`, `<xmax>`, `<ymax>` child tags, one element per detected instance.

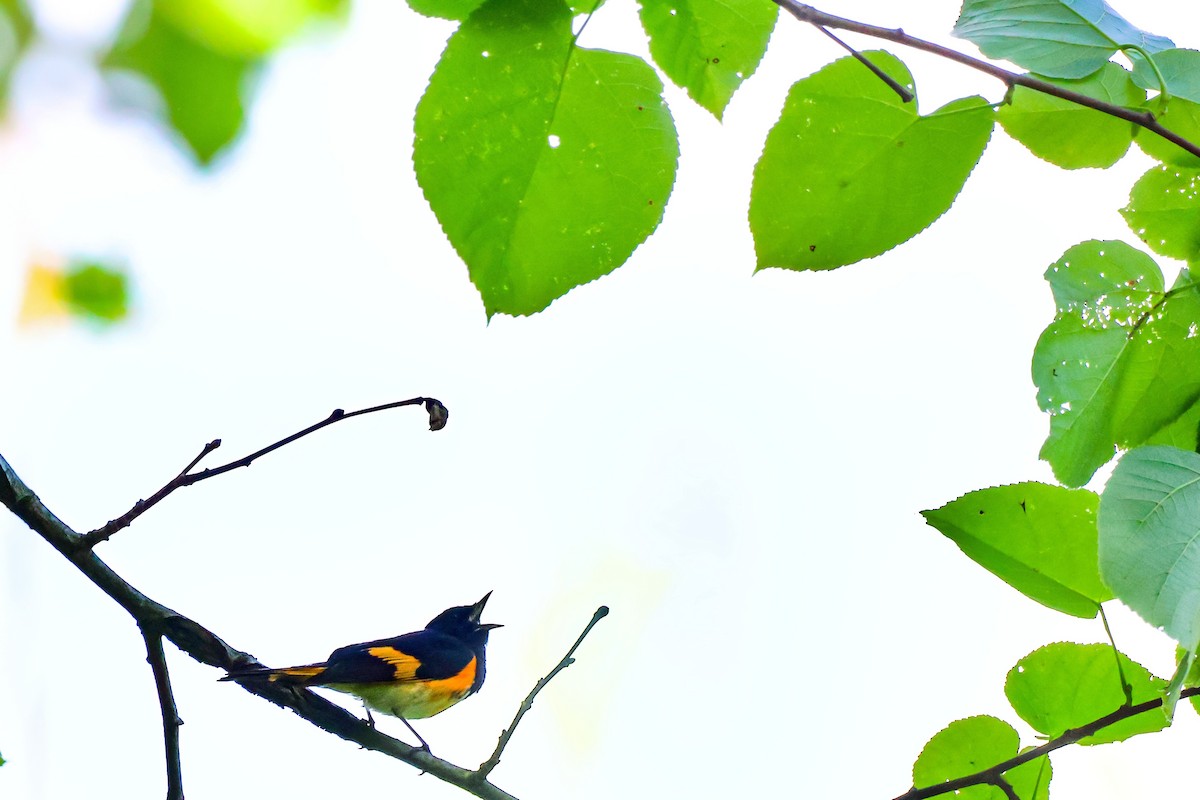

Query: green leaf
<box><xmin>1006</xmin><ymin>642</ymin><xmax>1167</xmax><ymax>743</ymax></box>
<box><xmin>62</xmin><ymin>261</ymin><xmax>130</xmax><ymax>323</ymax></box>
<box><xmin>1122</xmin><ymin>166</ymin><xmax>1200</xmax><ymax>261</ymax></box>
<box><xmin>1032</xmin><ymin>242</ymin><xmax>1200</xmax><ymax>486</ymax></box>
<box><xmin>952</xmin><ymin>0</ymin><xmax>1173</xmax><ymax>80</ymax></box>
<box><xmin>406</xmin><ymin>0</ymin><xmax>486</xmax><ymax>21</ymax></box>
<box><xmin>0</xmin><ymin>0</ymin><xmax>33</xmax><ymax>114</ymax></box>
<box><xmin>104</xmin><ymin>1</ymin><xmax>259</xmax><ymax>164</ymax></box>
<box><xmin>1146</xmin><ymin>395</ymin><xmax>1200</xmax><ymax>451</ymax></box>
<box><xmin>749</xmin><ymin>51</ymin><xmax>993</xmax><ymax>272</ymax></box>
<box><xmin>1134</xmin><ymin>99</ymin><xmax>1200</xmax><ymax>168</ymax></box>
<box><xmin>1099</xmin><ymin>445</ymin><xmax>1200</xmax><ymax>649</ymax></box>
<box><xmin>157</xmin><ymin>0</ymin><xmax>347</xmax><ymax>58</ymax></box>
<box><xmin>1131</xmin><ymin>49</ymin><xmax>1200</xmax><ymax>104</ymax></box>
<box><xmin>921</xmin><ymin>483</ymin><xmax>1110</xmax><ymax>618</ymax></box>
<box><xmin>912</xmin><ymin>716</ymin><xmax>1049</xmax><ymax>800</ymax></box>
<box><xmin>637</xmin><ymin>0</ymin><xmax>776</xmax><ymax>119</ymax></box>
<box><xmin>998</xmin><ymin>64</ymin><xmax>1143</xmax><ymax>169</ymax></box>
<box><xmin>413</xmin><ymin>0</ymin><xmax>678</xmax><ymax>318</ymax></box>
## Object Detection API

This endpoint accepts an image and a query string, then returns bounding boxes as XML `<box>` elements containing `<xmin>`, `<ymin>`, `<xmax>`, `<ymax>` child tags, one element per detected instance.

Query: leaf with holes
<box><xmin>749</xmin><ymin>51</ymin><xmax>993</xmax><ymax>272</ymax></box>
<box><xmin>414</xmin><ymin>0</ymin><xmax>678</xmax><ymax>317</ymax></box>
<box><xmin>637</xmin><ymin>0</ymin><xmax>776</xmax><ymax>119</ymax></box>
<box><xmin>922</xmin><ymin>483</ymin><xmax>1110</xmax><ymax>618</ymax></box>
<box><xmin>953</xmin><ymin>0</ymin><xmax>1173</xmax><ymax>79</ymax></box>
<box><xmin>1122</xmin><ymin>165</ymin><xmax>1200</xmax><ymax>261</ymax></box>
<box><xmin>1032</xmin><ymin>241</ymin><xmax>1200</xmax><ymax>486</ymax></box>
<box><xmin>1099</xmin><ymin>445</ymin><xmax>1200</xmax><ymax>650</ymax></box>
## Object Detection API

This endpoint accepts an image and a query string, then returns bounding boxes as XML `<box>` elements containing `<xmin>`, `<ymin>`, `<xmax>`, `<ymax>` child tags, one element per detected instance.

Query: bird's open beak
<box><xmin>469</xmin><ymin>591</ymin><xmax>503</xmax><ymax>629</ymax></box>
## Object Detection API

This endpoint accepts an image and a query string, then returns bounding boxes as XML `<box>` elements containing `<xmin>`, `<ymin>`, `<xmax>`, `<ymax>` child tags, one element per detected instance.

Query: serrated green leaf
<box><xmin>922</xmin><ymin>483</ymin><xmax>1110</xmax><ymax>618</ymax></box>
<box><xmin>413</xmin><ymin>0</ymin><xmax>678</xmax><ymax>318</ymax></box>
<box><xmin>0</xmin><ymin>0</ymin><xmax>34</xmax><ymax>114</ymax></box>
<box><xmin>62</xmin><ymin>261</ymin><xmax>130</xmax><ymax>323</ymax></box>
<box><xmin>104</xmin><ymin>1</ymin><xmax>258</xmax><ymax>164</ymax></box>
<box><xmin>1122</xmin><ymin>166</ymin><xmax>1200</xmax><ymax>260</ymax></box>
<box><xmin>998</xmin><ymin>63</ymin><xmax>1143</xmax><ymax>169</ymax></box>
<box><xmin>1006</xmin><ymin>642</ymin><xmax>1167</xmax><ymax>744</ymax></box>
<box><xmin>749</xmin><ymin>51</ymin><xmax>993</xmax><ymax>272</ymax></box>
<box><xmin>912</xmin><ymin>716</ymin><xmax>1048</xmax><ymax>800</ymax></box>
<box><xmin>637</xmin><ymin>0</ymin><xmax>776</xmax><ymax>119</ymax></box>
<box><xmin>1032</xmin><ymin>242</ymin><xmax>1200</xmax><ymax>485</ymax></box>
<box><xmin>1134</xmin><ymin>99</ymin><xmax>1200</xmax><ymax>168</ymax></box>
<box><xmin>1131</xmin><ymin>48</ymin><xmax>1200</xmax><ymax>104</ymax></box>
<box><xmin>953</xmin><ymin>0</ymin><xmax>1173</xmax><ymax>80</ymax></box>
<box><xmin>1099</xmin><ymin>445</ymin><xmax>1200</xmax><ymax>649</ymax></box>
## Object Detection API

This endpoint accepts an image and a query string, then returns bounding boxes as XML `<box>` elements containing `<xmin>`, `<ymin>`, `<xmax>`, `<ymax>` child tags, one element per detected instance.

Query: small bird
<box><xmin>222</xmin><ymin>592</ymin><xmax>501</xmax><ymax>750</ymax></box>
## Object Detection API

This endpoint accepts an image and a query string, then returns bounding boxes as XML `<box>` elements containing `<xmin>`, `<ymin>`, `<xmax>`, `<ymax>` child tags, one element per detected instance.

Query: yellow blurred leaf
<box><xmin>18</xmin><ymin>263</ymin><xmax>68</xmax><ymax>326</ymax></box>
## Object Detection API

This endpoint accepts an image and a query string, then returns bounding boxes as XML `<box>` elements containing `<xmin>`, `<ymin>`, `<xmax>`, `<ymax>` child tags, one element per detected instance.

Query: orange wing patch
<box><xmin>366</xmin><ymin>646</ymin><xmax>424</xmax><ymax>681</ymax></box>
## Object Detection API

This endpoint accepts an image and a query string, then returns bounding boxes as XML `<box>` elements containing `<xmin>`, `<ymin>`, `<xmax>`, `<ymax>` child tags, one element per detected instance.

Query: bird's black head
<box><xmin>425</xmin><ymin>591</ymin><xmax>502</xmax><ymax>651</ymax></box>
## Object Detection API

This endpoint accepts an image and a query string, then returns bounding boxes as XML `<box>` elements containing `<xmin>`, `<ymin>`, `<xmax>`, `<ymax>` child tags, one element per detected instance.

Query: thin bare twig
<box><xmin>991</xmin><ymin>776</ymin><xmax>1020</xmax><ymax>800</ymax></box>
<box><xmin>775</xmin><ymin>1</ymin><xmax>1200</xmax><ymax>160</ymax></box>
<box><xmin>83</xmin><ymin>397</ymin><xmax>448</xmax><ymax>547</ymax></box>
<box><xmin>814</xmin><ymin>24</ymin><xmax>913</xmax><ymax>102</ymax></box>
<box><xmin>141</xmin><ymin>623</ymin><xmax>184</xmax><ymax>800</ymax></box>
<box><xmin>0</xmin><ymin>452</ymin><xmax>517</xmax><ymax>800</ymax></box>
<box><xmin>475</xmin><ymin>606</ymin><xmax>610</xmax><ymax>780</ymax></box>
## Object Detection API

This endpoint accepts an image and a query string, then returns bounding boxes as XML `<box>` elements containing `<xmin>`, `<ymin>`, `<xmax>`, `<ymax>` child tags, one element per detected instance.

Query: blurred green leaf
<box><xmin>912</xmin><ymin>716</ymin><xmax>1049</xmax><ymax>800</ymax></box>
<box><xmin>413</xmin><ymin>0</ymin><xmax>678</xmax><ymax>318</ymax></box>
<box><xmin>1122</xmin><ymin>165</ymin><xmax>1200</xmax><ymax>261</ymax></box>
<box><xmin>922</xmin><ymin>482</ymin><xmax>1110</xmax><ymax>618</ymax></box>
<box><xmin>1006</xmin><ymin>642</ymin><xmax>1168</xmax><ymax>743</ymax></box>
<box><xmin>0</xmin><ymin>0</ymin><xmax>34</xmax><ymax>114</ymax></box>
<box><xmin>1099</xmin><ymin>446</ymin><xmax>1200</xmax><ymax>650</ymax></box>
<box><xmin>104</xmin><ymin>1</ymin><xmax>259</xmax><ymax>164</ymax></box>
<box><xmin>62</xmin><ymin>261</ymin><xmax>130</xmax><ymax>324</ymax></box>
<box><xmin>158</xmin><ymin>0</ymin><xmax>347</xmax><ymax>57</ymax></box>
<box><xmin>637</xmin><ymin>0</ymin><xmax>776</xmax><ymax>119</ymax></box>
<box><xmin>1130</xmin><ymin>48</ymin><xmax>1200</xmax><ymax>103</ymax></box>
<box><xmin>749</xmin><ymin>51</ymin><xmax>993</xmax><ymax>271</ymax></box>
<box><xmin>953</xmin><ymin>0</ymin><xmax>1173</xmax><ymax>79</ymax></box>
<box><xmin>1031</xmin><ymin>241</ymin><xmax>1200</xmax><ymax>485</ymax></box>
<box><xmin>998</xmin><ymin>64</ymin><xmax>1143</xmax><ymax>169</ymax></box>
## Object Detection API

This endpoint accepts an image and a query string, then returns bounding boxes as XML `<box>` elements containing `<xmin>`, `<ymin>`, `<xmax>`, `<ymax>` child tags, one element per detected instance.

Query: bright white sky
<box><xmin>3</xmin><ymin>1</ymin><xmax>1200</xmax><ymax>799</ymax></box>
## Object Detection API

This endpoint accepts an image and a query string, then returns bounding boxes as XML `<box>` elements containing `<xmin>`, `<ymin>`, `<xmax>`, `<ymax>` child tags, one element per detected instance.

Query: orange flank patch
<box><xmin>330</xmin><ymin>656</ymin><xmax>478</xmax><ymax>720</ymax></box>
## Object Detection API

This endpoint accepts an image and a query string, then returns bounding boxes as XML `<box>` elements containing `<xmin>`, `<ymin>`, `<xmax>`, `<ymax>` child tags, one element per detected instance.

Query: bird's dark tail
<box><xmin>219</xmin><ymin>664</ymin><xmax>327</xmax><ymax>683</ymax></box>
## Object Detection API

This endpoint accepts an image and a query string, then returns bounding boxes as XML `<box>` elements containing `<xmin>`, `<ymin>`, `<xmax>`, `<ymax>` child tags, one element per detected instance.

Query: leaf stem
<box><xmin>773</xmin><ymin>1</ymin><xmax>1200</xmax><ymax>160</ymax></box>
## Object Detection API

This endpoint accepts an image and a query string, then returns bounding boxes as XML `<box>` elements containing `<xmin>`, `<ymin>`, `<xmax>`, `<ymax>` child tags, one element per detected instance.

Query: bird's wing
<box><xmin>314</xmin><ymin>630</ymin><xmax>475</xmax><ymax>685</ymax></box>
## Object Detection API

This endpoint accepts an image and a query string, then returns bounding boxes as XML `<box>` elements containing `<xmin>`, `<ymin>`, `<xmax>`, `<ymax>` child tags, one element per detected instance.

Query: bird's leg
<box><xmin>399</xmin><ymin>717</ymin><xmax>431</xmax><ymax>753</ymax></box>
<box><xmin>362</xmin><ymin>703</ymin><xmax>377</xmax><ymax>729</ymax></box>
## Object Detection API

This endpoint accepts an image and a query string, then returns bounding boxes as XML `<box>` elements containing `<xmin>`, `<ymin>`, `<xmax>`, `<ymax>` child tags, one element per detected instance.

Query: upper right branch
<box><xmin>775</xmin><ymin>1</ymin><xmax>1200</xmax><ymax>160</ymax></box>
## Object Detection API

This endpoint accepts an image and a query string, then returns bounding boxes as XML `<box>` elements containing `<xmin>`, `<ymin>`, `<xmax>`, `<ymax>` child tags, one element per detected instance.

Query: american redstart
<box><xmin>222</xmin><ymin>592</ymin><xmax>501</xmax><ymax>749</ymax></box>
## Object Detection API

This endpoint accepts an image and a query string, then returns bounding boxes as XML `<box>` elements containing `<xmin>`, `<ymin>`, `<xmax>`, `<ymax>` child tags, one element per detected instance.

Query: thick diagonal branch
<box><xmin>893</xmin><ymin>686</ymin><xmax>1200</xmax><ymax>800</ymax></box>
<box><xmin>0</xmin><ymin>453</ymin><xmax>516</xmax><ymax>800</ymax></box>
<box><xmin>775</xmin><ymin>1</ymin><xmax>1200</xmax><ymax>160</ymax></box>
